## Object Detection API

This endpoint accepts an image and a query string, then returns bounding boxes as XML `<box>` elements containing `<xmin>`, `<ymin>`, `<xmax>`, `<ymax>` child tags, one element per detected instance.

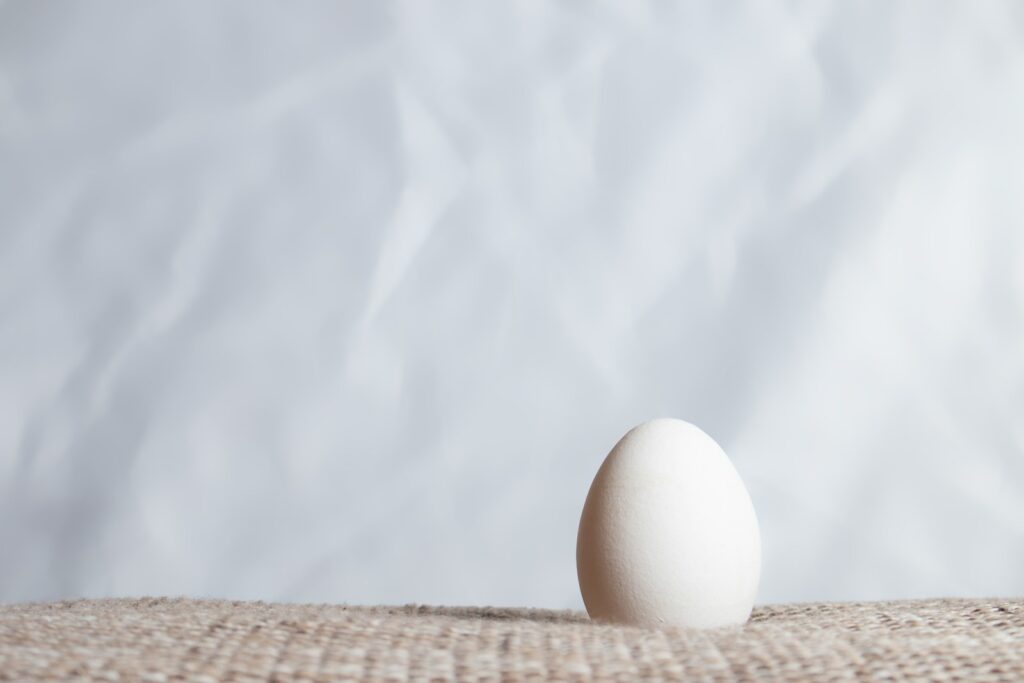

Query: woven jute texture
<box><xmin>1</xmin><ymin>598</ymin><xmax>1023</xmax><ymax>682</ymax></box>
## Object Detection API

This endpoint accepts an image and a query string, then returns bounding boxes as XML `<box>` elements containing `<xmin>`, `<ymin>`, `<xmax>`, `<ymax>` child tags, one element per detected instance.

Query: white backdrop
<box><xmin>2</xmin><ymin>1</ymin><xmax>1024</xmax><ymax>609</ymax></box>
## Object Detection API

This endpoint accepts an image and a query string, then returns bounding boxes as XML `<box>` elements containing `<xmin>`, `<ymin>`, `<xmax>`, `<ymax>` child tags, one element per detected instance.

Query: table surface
<box><xmin>1</xmin><ymin>597</ymin><xmax>1022</xmax><ymax>681</ymax></box>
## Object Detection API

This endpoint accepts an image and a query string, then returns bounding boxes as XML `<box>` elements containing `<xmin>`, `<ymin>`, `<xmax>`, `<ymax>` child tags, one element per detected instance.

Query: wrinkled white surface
<box><xmin>577</xmin><ymin>419</ymin><xmax>760</xmax><ymax>627</ymax></box>
<box><xmin>2</xmin><ymin>2</ymin><xmax>1024</xmax><ymax>609</ymax></box>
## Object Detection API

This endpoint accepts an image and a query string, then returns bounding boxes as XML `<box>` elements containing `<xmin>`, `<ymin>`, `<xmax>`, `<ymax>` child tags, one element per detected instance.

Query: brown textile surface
<box><xmin>1</xmin><ymin>598</ymin><xmax>1023</xmax><ymax>681</ymax></box>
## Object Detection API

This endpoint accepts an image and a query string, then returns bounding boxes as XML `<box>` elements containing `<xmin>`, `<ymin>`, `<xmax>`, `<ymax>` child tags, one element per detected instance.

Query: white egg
<box><xmin>576</xmin><ymin>418</ymin><xmax>761</xmax><ymax>629</ymax></box>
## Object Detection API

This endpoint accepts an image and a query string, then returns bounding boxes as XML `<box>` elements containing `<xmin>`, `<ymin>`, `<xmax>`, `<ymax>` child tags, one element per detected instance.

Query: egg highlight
<box><xmin>576</xmin><ymin>418</ymin><xmax>761</xmax><ymax>629</ymax></box>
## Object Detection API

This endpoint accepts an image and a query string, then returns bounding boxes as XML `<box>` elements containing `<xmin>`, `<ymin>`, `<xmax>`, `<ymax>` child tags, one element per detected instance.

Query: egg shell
<box><xmin>576</xmin><ymin>418</ymin><xmax>761</xmax><ymax>628</ymax></box>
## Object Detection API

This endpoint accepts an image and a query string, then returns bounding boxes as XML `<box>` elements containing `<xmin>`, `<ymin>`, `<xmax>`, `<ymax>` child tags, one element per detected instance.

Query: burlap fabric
<box><xmin>1</xmin><ymin>598</ymin><xmax>1022</xmax><ymax>681</ymax></box>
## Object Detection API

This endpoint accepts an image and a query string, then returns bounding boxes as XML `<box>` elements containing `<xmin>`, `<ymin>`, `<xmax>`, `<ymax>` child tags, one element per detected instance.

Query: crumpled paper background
<box><xmin>2</xmin><ymin>1</ymin><xmax>1023</xmax><ymax>609</ymax></box>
